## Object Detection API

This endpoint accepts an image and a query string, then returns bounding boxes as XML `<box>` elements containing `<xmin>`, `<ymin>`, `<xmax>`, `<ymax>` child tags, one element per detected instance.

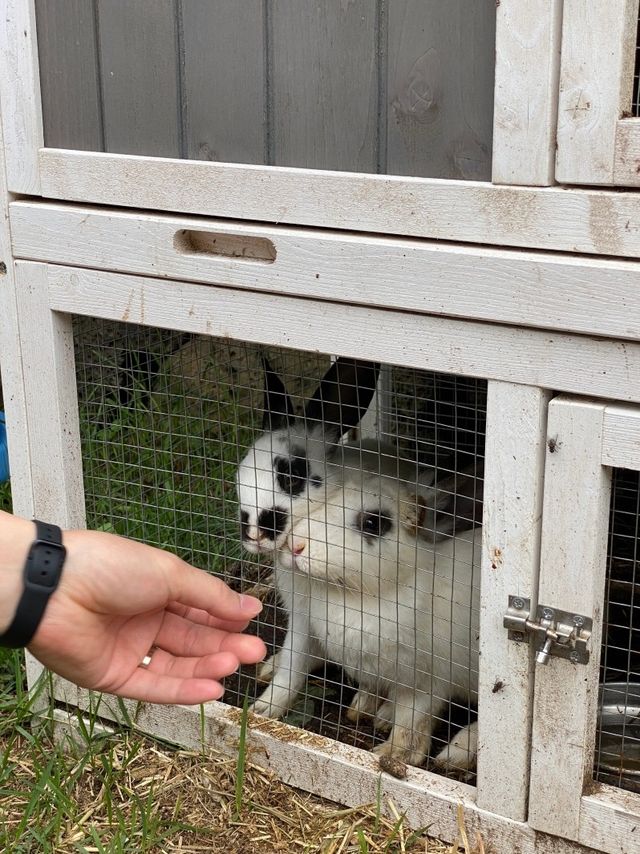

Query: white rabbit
<box><xmin>237</xmin><ymin>356</ymin><xmax>403</xmax><ymax>684</ymax></box>
<box><xmin>253</xmin><ymin>463</ymin><xmax>481</xmax><ymax>771</ymax></box>
<box><xmin>236</xmin><ymin>356</ymin><xmax>382</xmax><ymax>555</ymax></box>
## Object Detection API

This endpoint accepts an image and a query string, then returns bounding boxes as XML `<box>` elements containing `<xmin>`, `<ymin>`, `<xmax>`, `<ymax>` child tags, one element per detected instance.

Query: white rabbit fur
<box><xmin>253</xmin><ymin>464</ymin><xmax>481</xmax><ymax>770</ymax></box>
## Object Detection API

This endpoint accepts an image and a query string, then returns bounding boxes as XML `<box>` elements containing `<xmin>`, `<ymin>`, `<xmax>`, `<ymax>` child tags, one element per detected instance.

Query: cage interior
<box><xmin>73</xmin><ymin>318</ymin><xmax>486</xmax><ymax>780</ymax></box>
<box><xmin>596</xmin><ymin>468</ymin><xmax>640</xmax><ymax>793</ymax></box>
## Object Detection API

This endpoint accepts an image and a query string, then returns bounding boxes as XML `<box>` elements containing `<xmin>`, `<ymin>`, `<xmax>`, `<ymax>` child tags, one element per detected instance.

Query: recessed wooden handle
<box><xmin>174</xmin><ymin>229</ymin><xmax>276</xmax><ymax>263</ymax></box>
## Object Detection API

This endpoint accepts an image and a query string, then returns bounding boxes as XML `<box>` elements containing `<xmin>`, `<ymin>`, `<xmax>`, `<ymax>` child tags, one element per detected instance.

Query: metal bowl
<box><xmin>597</xmin><ymin>682</ymin><xmax>640</xmax><ymax>787</ymax></box>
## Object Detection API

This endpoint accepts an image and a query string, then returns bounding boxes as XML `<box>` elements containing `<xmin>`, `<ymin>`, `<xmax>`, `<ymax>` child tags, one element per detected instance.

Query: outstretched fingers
<box><xmin>156</xmin><ymin>610</ymin><xmax>266</xmax><ymax>664</ymax></box>
<box><xmin>167</xmin><ymin>561</ymin><xmax>263</xmax><ymax>624</ymax></box>
<box><xmin>106</xmin><ymin>649</ymin><xmax>242</xmax><ymax>704</ymax></box>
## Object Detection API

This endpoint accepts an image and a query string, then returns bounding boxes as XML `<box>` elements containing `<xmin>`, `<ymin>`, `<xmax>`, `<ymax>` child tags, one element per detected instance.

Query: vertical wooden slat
<box><xmin>477</xmin><ymin>382</ymin><xmax>550</xmax><ymax>821</ymax></box>
<box><xmin>270</xmin><ymin>0</ymin><xmax>378</xmax><ymax>172</ymax></box>
<box><xmin>34</xmin><ymin>0</ymin><xmax>103</xmax><ymax>151</ymax></box>
<box><xmin>13</xmin><ymin>262</ymin><xmax>86</xmax><ymax>530</ymax></box>
<box><xmin>0</xmin><ymin>97</ymin><xmax>35</xmax><ymax>519</ymax></box>
<box><xmin>492</xmin><ymin>0</ymin><xmax>563</xmax><ymax>186</ymax></box>
<box><xmin>556</xmin><ymin>0</ymin><xmax>639</xmax><ymax>185</ymax></box>
<box><xmin>181</xmin><ymin>0</ymin><xmax>266</xmax><ymax>164</ymax></box>
<box><xmin>386</xmin><ymin>0</ymin><xmax>495</xmax><ymax>180</ymax></box>
<box><xmin>97</xmin><ymin>0</ymin><xmax>181</xmax><ymax>157</ymax></box>
<box><xmin>0</xmin><ymin>0</ymin><xmax>44</xmax><ymax>192</ymax></box>
<box><xmin>529</xmin><ymin>397</ymin><xmax>611</xmax><ymax>839</ymax></box>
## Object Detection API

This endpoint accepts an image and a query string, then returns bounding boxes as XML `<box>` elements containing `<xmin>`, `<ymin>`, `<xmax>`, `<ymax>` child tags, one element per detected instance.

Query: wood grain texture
<box><xmin>270</xmin><ymin>0</ymin><xmax>378</xmax><ymax>172</ymax></box>
<box><xmin>579</xmin><ymin>789</ymin><xmax>640</xmax><ymax>854</ymax></box>
<box><xmin>0</xmin><ymin>0</ymin><xmax>44</xmax><ymax>192</ymax></box>
<box><xmin>0</xmin><ymin>90</ymin><xmax>35</xmax><ymax>519</ymax></box>
<box><xmin>34</xmin><ymin>0</ymin><xmax>103</xmax><ymax>151</ymax></box>
<box><xmin>613</xmin><ymin>118</ymin><xmax>640</xmax><ymax>185</ymax></box>
<box><xmin>477</xmin><ymin>383</ymin><xmax>550</xmax><ymax>821</ymax></box>
<box><xmin>37</xmin><ymin>149</ymin><xmax>640</xmax><ymax>257</ymax></box>
<box><xmin>45</xmin><ymin>266</ymin><xmax>640</xmax><ymax>405</ymax></box>
<box><xmin>97</xmin><ymin>0</ymin><xmax>181</xmax><ymax>157</ymax></box>
<box><xmin>13</xmin><ymin>262</ymin><xmax>86</xmax><ymax>528</ymax></box>
<box><xmin>181</xmin><ymin>0</ymin><xmax>266</xmax><ymax>164</ymax></box>
<box><xmin>12</xmin><ymin>201</ymin><xmax>640</xmax><ymax>342</ymax></box>
<box><xmin>387</xmin><ymin>0</ymin><xmax>495</xmax><ymax>180</ymax></box>
<box><xmin>602</xmin><ymin>404</ymin><xmax>640</xmax><ymax>471</ymax></box>
<box><xmin>492</xmin><ymin>0</ymin><xmax>563</xmax><ymax>185</ymax></box>
<box><xmin>556</xmin><ymin>0</ymin><xmax>639</xmax><ymax>185</ymax></box>
<box><xmin>529</xmin><ymin>398</ymin><xmax>611</xmax><ymax>840</ymax></box>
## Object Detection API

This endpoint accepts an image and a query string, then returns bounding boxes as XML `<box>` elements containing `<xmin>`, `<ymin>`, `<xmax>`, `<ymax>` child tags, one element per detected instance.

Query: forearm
<box><xmin>0</xmin><ymin>511</ymin><xmax>37</xmax><ymax>633</ymax></box>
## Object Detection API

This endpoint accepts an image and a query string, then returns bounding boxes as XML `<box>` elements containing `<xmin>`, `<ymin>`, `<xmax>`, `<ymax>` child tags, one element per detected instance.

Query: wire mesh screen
<box><xmin>74</xmin><ymin>318</ymin><xmax>486</xmax><ymax>781</ymax></box>
<box><xmin>596</xmin><ymin>469</ymin><xmax>640</xmax><ymax>792</ymax></box>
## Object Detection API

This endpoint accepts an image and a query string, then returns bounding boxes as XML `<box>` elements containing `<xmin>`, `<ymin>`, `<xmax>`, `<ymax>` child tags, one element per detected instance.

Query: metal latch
<box><xmin>503</xmin><ymin>596</ymin><xmax>592</xmax><ymax>665</ymax></box>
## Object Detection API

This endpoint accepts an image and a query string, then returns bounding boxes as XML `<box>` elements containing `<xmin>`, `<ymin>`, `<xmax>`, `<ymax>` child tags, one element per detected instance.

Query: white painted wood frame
<box><xmin>0</xmin><ymin>92</ymin><xmax>35</xmax><ymax>519</ymax></box>
<box><xmin>529</xmin><ymin>397</ymin><xmax>640</xmax><ymax>854</ymax></box>
<box><xmin>492</xmin><ymin>0</ymin><xmax>563</xmax><ymax>186</ymax></box>
<box><xmin>477</xmin><ymin>383</ymin><xmax>550</xmax><ymax>821</ymax></box>
<box><xmin>0</xmin><ymin>0</ymin><xmax>44</xmax><ymax>194</ymax></box>
<box><xmin>12</xmin><ymin>201</ymin><xmax>640</xmax><ymax>339</ymax></box>
<box><xmin>5</xmin><ymin>0</ymin><xmax>640</xmax><ymax>255</ymax></box>
<box><xmin>7</xmin><ymin>259</ymin><xmax>551</xmax><ymax>850</ymax></box>
<box><xmin>35</xmin><ymin>265</ymin><xmax>640</xmax><ymax>405</ymax></box>
<box><xmin>557</xmin><ymin>0</ymin><xmax>640</xmax><ymax>186</ymax></box>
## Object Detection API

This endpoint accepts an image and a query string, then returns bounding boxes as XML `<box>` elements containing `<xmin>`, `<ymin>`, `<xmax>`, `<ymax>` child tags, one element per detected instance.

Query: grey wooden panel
<box><xmin>35</xmin><ymin>0</ymin><xmax>103</xmax><ymax>151</ymax></box>
<box><xmin>181</xmin><ymin>0</ymin><xmax>266</xmax><ymax>164</ymax></box>
<box><xmin>387</xmin><ymin>0</ymin><xmax>496</xmax><ymax>180</ymax></box>
<box><xmin>97</xmin><ymin>0</ymin><xmax>181</xmax><ymax>157</ymax></box>
<box><xmin>270</xmin><ymin>0</ymin><xmax>378</xmax><ymax>172</ymax></box>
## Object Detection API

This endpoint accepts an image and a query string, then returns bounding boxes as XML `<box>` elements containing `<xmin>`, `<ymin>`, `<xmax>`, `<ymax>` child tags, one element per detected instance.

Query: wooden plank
<box><xmin>36</xmin><ymin>149</ymin><xmax>640</xmax><ymax>257</ymax></box>
<box><xmin>181</xmin><ymin>0</ymin><xmax>266</xmax><ymax>165</ymax></box>
<box><xmin>46</xmin><ymin>265</ymin><xmax>640</xmax><ymax>406</ymax></box>
<box><xmin>387</xmin><ymin>0</ymin><xmax>495</xmax><ymax>180</ymax></box>
<box><xmin>270</xmin><ymin>0</ymin><xmax>377</xmax><ymax>172</ymax></box>
<box><xmin>13</xmin><ymin>262</ymin><xmax>86</xmax><ymax>528</ymax></box>
<box><xmin>492</xmin><ymin>0</ymin><xmax>563</xmax><ymax>186</ymax></box>
<box><xmin>96</xmin><ymin>0</ymin><xmax>180</xmax><ymax>157</ymax></box>
<box><xmin>578</xmin><ymin>789</ymin><xmax>640</xmax><ymax>854</ymax></box>
<box><xmin>529</xmin><ymin>398</ymin><xmax>611</xmax><ymax>839</ymax></box>
<box><xmin>0</xmin><ymin>0</ymin><xmax>44</xmax><ymax>192</ymax></box>
<box><xmin>0</xmin><ymin>86</ymin><xmax>35</xmax><ymax>519</ymax></box>
<box><xmin>14</xmin><ymin>201</ymin><xmax>640</xmax><ymax>342</ymax></box>
<box><xmin>602</xmin><ymin>404</ymin><xmax>640</xmax><ymax>472</ymax></box>
<box><xmin>477</xmin><ymin>383</ymin><xmax>550</xmax><ymax>821</ymax></box>
<box><xmin>556</xmin><ymin>0</ymin><xmax>638</xmax><ymax>185</ymax></box>
<box><xmin>50</xmin><ymin>694</ymin><xmax>597</xmax><ymax>853</ymax></box>
<box><xmin>34</xmin><ymin>0</ymin><xmax>102</xmax><ymax>151</ymax></box>
<box><xmin>614</xmin><ymin>119</ymin><xmax>640</xmax><ymax>185</ymax></box>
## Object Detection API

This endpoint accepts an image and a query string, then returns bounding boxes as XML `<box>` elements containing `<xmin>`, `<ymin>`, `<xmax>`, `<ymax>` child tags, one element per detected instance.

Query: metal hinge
<box><xmin>503</xmin><ymin>596</ymin><xmax>592</xmax><ymax>665</ymax></box>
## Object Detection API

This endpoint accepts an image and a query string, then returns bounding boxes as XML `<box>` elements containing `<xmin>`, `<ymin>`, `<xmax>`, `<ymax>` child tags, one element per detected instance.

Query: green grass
<box><xmin>77</xmin><ymin>337</ymin><xmax>259</xmax><ymax>574</ymax></box>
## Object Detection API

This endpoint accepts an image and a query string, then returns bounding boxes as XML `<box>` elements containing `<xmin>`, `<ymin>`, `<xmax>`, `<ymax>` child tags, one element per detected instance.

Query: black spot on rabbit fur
<box><xmin>257</xmin><ymin>506</ymin><xmax>289</xmax><ymax>541</ymax></box>
<box><xmin>275</xmin><ymin>452</ymin><xmax>309</xmax><ymax>497</ymax></box>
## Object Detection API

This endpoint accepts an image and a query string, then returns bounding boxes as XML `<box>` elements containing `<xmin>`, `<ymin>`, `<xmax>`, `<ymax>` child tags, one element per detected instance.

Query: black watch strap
<box><xmin>0</xmin><ymin>520</ymin><xmax>66</xmax><ymax>648</ymax></box>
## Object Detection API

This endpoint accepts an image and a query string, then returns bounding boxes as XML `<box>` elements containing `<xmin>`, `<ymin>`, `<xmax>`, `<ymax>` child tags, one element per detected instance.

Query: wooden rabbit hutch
<box><xmin>1</xmin><ymin>2</ymin><xmax>640</xmax><ymax>851</ymax></box>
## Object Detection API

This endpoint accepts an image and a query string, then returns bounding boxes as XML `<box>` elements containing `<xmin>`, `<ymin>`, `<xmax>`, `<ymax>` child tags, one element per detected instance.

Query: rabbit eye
<box><xmin>358</xmin><ymin>510</ymin><xmax>392</xmax><ymax>539</ymax></box>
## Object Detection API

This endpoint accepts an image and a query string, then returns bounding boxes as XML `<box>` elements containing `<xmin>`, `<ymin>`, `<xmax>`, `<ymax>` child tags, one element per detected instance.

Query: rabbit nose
<box><xmin>290</xmin><ymin>537</ymin><xmax>306</xmax><ymax>555</ymax></box>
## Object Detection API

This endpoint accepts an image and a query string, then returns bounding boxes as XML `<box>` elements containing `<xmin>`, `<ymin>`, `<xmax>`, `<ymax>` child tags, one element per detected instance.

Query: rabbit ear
<box><xmin>261</xmin><ymin>355</ymin><xmax>296</xmax><ymax>430</ymax></box>
<box><xmin>304</xmin><ymin>358</ymin><xmax>380</xmax><ymax>441</ymax></box>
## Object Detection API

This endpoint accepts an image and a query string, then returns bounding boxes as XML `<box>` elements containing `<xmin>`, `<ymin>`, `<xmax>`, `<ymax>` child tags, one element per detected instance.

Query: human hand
<box><xmin>1</xmin><ymin>516</ymin><xmax>266</xmax><ymax>704</ymax></box>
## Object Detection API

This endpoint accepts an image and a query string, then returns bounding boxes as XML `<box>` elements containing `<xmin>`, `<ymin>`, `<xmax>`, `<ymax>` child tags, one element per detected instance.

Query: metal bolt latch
<box><xmin>503</xmin><ymin>596</ymin><xmax>592</xmax><ymax>665</ymax></box>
